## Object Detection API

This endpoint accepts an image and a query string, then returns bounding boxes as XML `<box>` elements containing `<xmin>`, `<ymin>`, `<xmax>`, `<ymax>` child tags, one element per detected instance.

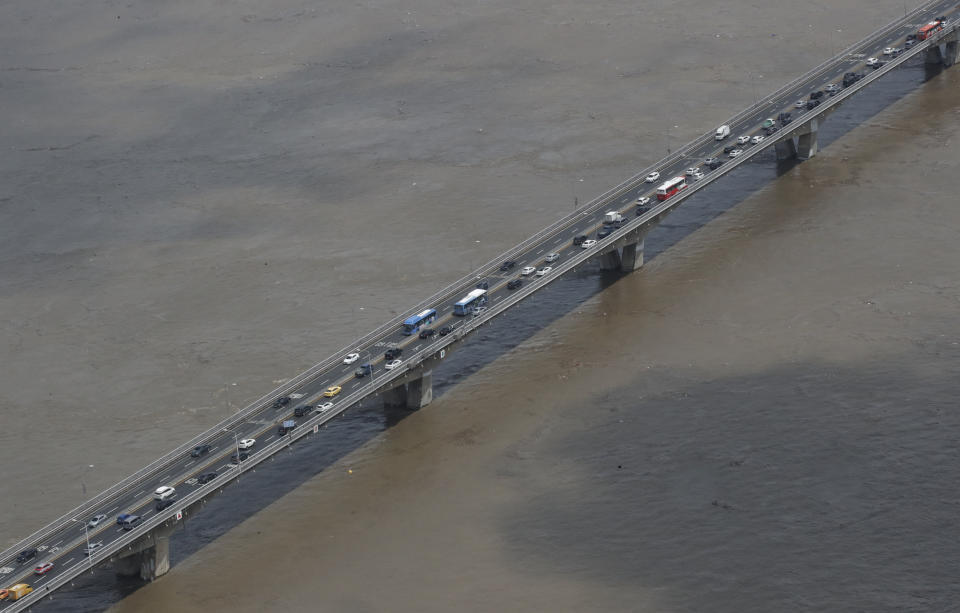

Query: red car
<box><xmin>34</xmin><ymin>561</ymin><xmax>54</xmax><ymax>575</ymax></box>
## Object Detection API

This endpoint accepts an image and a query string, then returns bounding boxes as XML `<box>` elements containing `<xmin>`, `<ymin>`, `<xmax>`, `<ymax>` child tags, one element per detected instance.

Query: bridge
<box><xmin>2</xmin><ymin>0</ymin><xmax>958</xmax><ymax>608</ymax></box>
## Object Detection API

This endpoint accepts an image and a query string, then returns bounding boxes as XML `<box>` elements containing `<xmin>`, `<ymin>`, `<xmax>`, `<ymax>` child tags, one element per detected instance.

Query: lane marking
<box><xmin>135</xmin><ymin>490</ymin><xmax>145</xmax><ymax>497</ymax></box>
<box><xmin>108</xmin><ymin>506</ymin><xmax>118</xmax><ymax>514</ymax></box>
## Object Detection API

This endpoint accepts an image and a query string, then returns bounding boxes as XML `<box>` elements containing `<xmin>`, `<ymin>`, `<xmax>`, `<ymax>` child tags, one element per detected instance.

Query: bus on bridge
<box><xmin>402</xmin><ymin>309</ymin><xmax>438</xmax><ymax>335</ymax></box>
<box><xmin>453</xmin><ymin>289</ymin><xmax>487</xmax><ymax>316</ymax></box>
<box><xmin>656</xmin><ymin>176</ymin><xmax>688</xmax><ymax>201</ymax></box>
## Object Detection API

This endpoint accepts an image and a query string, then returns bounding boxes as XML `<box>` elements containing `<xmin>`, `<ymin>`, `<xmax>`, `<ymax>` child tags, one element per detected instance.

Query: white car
<box><xmin>736</xmin><ymin>135</ymin><xmax>751</xmax><ymax>144</ymax></box>
<box><xmin>317</xmin><ymin>402</ymin><xmax>334</xmax><ymax>412</ymax></box>
<box><xmin>824</xmin><ymin>83</ymin><xmax>840</xmax><ymax>93</ymax></box>
<box><xmin>544</xmin><ymin>253</ymin><xmax>560</xmax><ymax>263</ymax></box>
<box><xmin>385</xmin><ymin>359</ymin><xmax>402</xmax><ymax>370</ymax></box>
<box><xmin>535</xmin><ymin>267</ymin><xmax>552</xmax><ymax>277</ymax></box>
<box><xmin>238</xmin><ymin>438</ymin><xmax>256</xmax><ymax>450</ymax></box>
<box><xmin>84</xmin><ymin>542</ymin><xmax>104</xmax><ymax>556</ymax></box>
<box><xmin>794</xmin><ymin>99</ymin><xmax>806</xmax><ymax>108</ymax></box>
<box><xmin>750</xmin><ymin>135</ymin><xmax>765</xmax><ymax>145</ymax></box>
<box><xmin>520</xmin><ymin>266</ymin><xmax>536</xmax><ymax>276</ymax></box>
<box><xmin>882</xmin><ymin>47</ymin><xmax>896</xmax><ymax>55</ymax></box>
<box><xmin>154</xmin><ymin>486</ymin><xmax>176</xmax><ymax>501</ymax></box>
<box><xmin>471</xmin><ymin>305</ymin><xmax>487</xmax><ymax>316</ymax></box>
<box><xmin>636</xmin><ymin>195</ymin><xmax>651</xmax><ymax>206</ymax></box>
<box><xmin>87</xmin><ymin>514</ymin><xmax>108</xmax><ymax>529</ymax></box>
<box><xmin>729</xmin><ymin>149</ymin><xmax>743</xmax><ymax>158</ymax></box>
<box><xmin>866</xmin><ymin>57</ymin><xmax>880</xmax><ymax>67</ymax></box>
<box><xmin>684</xmin><ymin>167</ymin><xmax>699</xmax><ymax>176</ymax></box>
<box><xmin>644</xmin><ymin>171</ymin><xmax>660</xmax><ymax>183</ymax></box>
<box><xmin>691</xmin><ymin>170</ymin><xmax>705</xmax><ymax>180</ymax></box>
<box><xmin>581</xmin><ymin>239</ymin><xmax>598</xmax><ymax>249</ymax></box>
<box><xmin>343</xmin><ymin>353</ymin><xmax>360</xmax><ymax>365</ymax></box>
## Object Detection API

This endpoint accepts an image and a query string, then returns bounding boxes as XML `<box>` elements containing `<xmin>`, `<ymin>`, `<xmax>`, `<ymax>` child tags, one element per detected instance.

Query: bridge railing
<box><xmin>0</xmin><ymin>0</ymin><xmax>948</xmax><ymax>572</ymax></box>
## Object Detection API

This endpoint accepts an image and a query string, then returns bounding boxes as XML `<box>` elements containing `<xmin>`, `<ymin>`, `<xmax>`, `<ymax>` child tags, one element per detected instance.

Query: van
<box><xmin>715</xmin><ymin>125</ymin><xmax>730</xmax><ymax>140</ymax></box>
<box><xmin>4</xmin><ymin>584</ymin><xmax>33</xmax><ymax>601</ymax></box>
<box><xmin>120</xmin><ymin>514</ymin><xmax>142</xmax><ymax>530</ymax></box>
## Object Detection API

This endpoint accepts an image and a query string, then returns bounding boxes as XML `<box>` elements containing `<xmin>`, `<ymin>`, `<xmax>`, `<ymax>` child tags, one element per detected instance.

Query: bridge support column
<box><xmin>620</xmin><ymin>238</ymin><xmax>645</xmax><ymax>272</ymax></box>
<box><xmin>114</xmin><ymin>523</ymin><xmax>175</xmax><ymax>581</ymax></box>
<box><xmin>598</xmin><ymin>249</ymin><xmax>622</xmax><ymax>271</ymax></box>
<box><xmin>926</xmin><ymin>44</ymin><xmax>944</xmax><ymax>64</ymax></box>
<box><xmin>382</xmin><ymin>370</ymin><xmax>433</xmax><ymax>410</ymax></box>
<box><xmin>944</xmin><ymin>40</ymin><xmax>959</xmax><ymax>67</ymax></box>
<box><xmin>796</xmin><ymin>117</ymin><xmax>820</xmax><ymax>160</ymax></box>
<box><xmin>775</xmin><ymin>138</ymin><xmax>797</xmax><ymax>161</ymax></box>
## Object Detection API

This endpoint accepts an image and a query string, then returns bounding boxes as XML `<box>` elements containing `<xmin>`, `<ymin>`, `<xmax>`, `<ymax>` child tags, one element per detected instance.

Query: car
<box><xmin>317</xmin><ymin>401</ymin><xmax>334</xmax><ymax>412</ymax></box>
<box><xmin>15</xmin><ymin>549</ymin><xmax>38</xmax><ymax>565</ymax></box>
<box><xmin>384</xmin><ymin>347</ymin><xmax>402</xmax><ymax>360</ymax></box>
<box><xmin>520</xmin><ymin>266</ymin><xmax>536</xmax><ymax>276</ymax></box>
<box><xmin>238</xmin><ymin>438</ymin><xmax>255</xmax><ymax>450</ymax></box>
<box><xmin>869</xmin><ymin>59</ymin><xmax>886</xmax><ymax>69</ymax></box>
<box><xmin>806</xmin><ymin>98</ymin><xmax>821</xmax><ymax>110</ymax></box>
<box><xmin>197</xmin><ymin>472</ymin><xmax>218</xmax><ymax>484</ymax></box>
<box><xmin>475</xmin><ymin>280</ymin><xmax>489</xmax><ymax>290</ymax></box>
<box><xmin>778</xmin><ymin>112</ymin><xmax>792</xmax><ymax>125</ymax></box>
<box><xmin>156</xmin><ymin>498</ymin><xmax>175</xmax><ymax>512</ymax></box>
<box><xmin>354</xmin><ymin>363</ymin><xmax>373</xmax><ymax>378</ymax></box>
<box><xmin>809</xmin><ymin>90</ymin><xmax>824</xmax><ymax>100</ymax></box>
<box><xmin>544</xmin><ymin>252</ymin><xmax>560</xmax><ymax>263</ymax></box>
<box><xmin>438</xmin><ymin>325</ymin><xmax>453</xmax><ymax>336</ymax></box>
<box><xmin>824</xmin><ymin>83</ymin><xmax>840</xmax><ymax>93</ymax></box>
<box><xmin>498</xmin><ymin>260</ymin><xmax>516</xmax><ymax>271</ymax></box>
<box><xmin>581</xmin><ymin>239</ymin><xmax>598</xmax><ymax>249</ymax></box>
<box><xmin>34</xmin><ymin>562</ymin><xmax>54</xmax><ymax>576</ymax></box>
<box><xmin>472</xmin><ymin>305</ymin><xmax>488</xmax><ymax>316</ymax></box>
<box><xmin>636</xmin><ymin>195</ymin><xmax>650</xmax><ymax>206</ymax></box>
<box><xmin>323</xmin><ymin>385</ymin><xmax>342</xmax><ymax>398</ymax></box>
<box><xmin>154</xmin><ymin>486</ymin><xmax>176</xmax><ymax>501</ymax></box>
<box><xmin>294</xmin><ymin>404</ymin><xmax>313</xmax><ymax>417</ymax></box>
<box><xmin>764</xmin><ymin>125</ymin><xmax>780</xmax><ymax>135</ymax></box>
<box><xmin>343</xmin><ymin>353</ymin><xmax>360</xmax><ymax>364</ymax></box>
<box><xmin>418</xmin><ymin>328</ymin><xmax>436</xmax><ymax>339</ymax></box>
<box><xmin>385</xmin><ymin>359</ymin><xmax>402</xmax><ymax>370</ymax></box>
<box><xmin>723</xmin><ymin>144</ymin><xmax>737</xmax><ymax>154</ymax></box>
<box><xmin>866</xmin><ymin>57</ymin><xmax>880</xmax><ymax>67</ymax></box>
<box><xmin>728</xmin><ymin>149</ymin><xmax>743</xmax><ymax>158</ymax></box>
<box><xmin>535</xmin><ymin>267</ymin><xmax>552</xmax><ymax>277</ymax></box>
<box><xmin>736</xmin><ymin>135</ymin><xmax>750</xmax><ymax>145</ymax></box>
<box><xmin>116</xmin><ymin>514</ymin><xmax>134</xmax><ymax>526</ymax></box>
<box><xmin>708</xmin><ymin>158</ymin><xmax>724</xmax><ymax>170</ymax></box>
<box><xmin>904</xmin><ymin>39</ymin><xmax>915</xmax><ymax>48</ymax></box>
<box><xmin>761</xmin><ymin>118</ymin><xmax>775</xmax><ymax>129</ymax></box>
<box><xmin>191</xmin><ymin>444</ymin><xmax>212</xmax><ymax>458</ymax></box>
<box><xmin>87</xmin><ymin>514</ymin><xmax>108</xmax><ymax>529</ymax></box>
<box><xmin>231</xmin><ymin>451</ymin><xmax>250</xmax><ymax>463</ymax></box>
<box><xmin>883</xmin><ymin>46</ymin><xmax>896</xmax><ymax>55</ymax></box>
<box><xmin>272</xmin><ymin>396</ymin><xmax>290</xmax><ymax>408</ymax></box>
<box><xmin>704</xmin><ymin>157</ymin><xmax>718</xmax><ymax>165</ymax></box>
<box><xmin>507</xmin><ymin>278</ymin><xmax>523</xmax><ymax>290</ymax></box>
<box><xmin>572</xmin><ymin>234</ymin><xmax>588</xmax><ymax>246</ymax></box>
<box><xmin>794</xmin><ymin>99</ymin><xmax>806</xmax><ymax>108</ymax></box>
<box><xmin>597</xmin><ymin>226</ymin><xmax>613</xmax><ymax>239</ymax></box>
<box><xmin>684</xmin><ymin>167</ymin><xmax>699</xmax><ymax>176</ymax></box>
<box><xmin>691</xmin><ymin>170</ymin><xmax>704</xmax><ymax>180</ymax></box>
<box><xmin>83</xmin><ymin>542</ymin><xmax>104</xmax><ymax>556</ymax></box>
<box><xmin>644</xmin><ymin>171</ymin><xmax>660</xmax><ymax>183</ymax></box>
<box><xmin>751</xmin><ymin>135</ymin><xmax>765</xmax><ymax>145</ymax></box>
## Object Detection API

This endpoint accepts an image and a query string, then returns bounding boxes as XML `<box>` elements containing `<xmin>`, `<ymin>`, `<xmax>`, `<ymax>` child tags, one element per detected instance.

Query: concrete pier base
<box><xmin>944</xmin><ymin>40</ymin><xmax>959</xmax><ymax>67</ymax></box>
<box><xmin>382</xmin><ymin>370</ymin><xmax>433</xmax><ymax>410</ymax></box>
<box><xmin>775</xmin><ymin>138</ymin><xmax>798</xmax><ymax>161</ymax></box>
<box><xmin>796</xmin><ymin>118</ymin><xmax>820</xmax><ymax>160</ymax></box>
<box><xmin>599</xmin><ymin>249</ymin><xmax>622</xmax><ymax>271</ymax></box>
<box><xmin>926</xmin><ymin>45</ymin><xmax>944</xmax><ymax>64</ymax></box>
<box><xmin>115</xmin><ymin>523</ymin><xmax>175</xmax><ymax>581</ymax></box>
<box><xmin>620</xmin><ymin>239</ymin><xmax>644</xmax><ymax>272</ymax></box>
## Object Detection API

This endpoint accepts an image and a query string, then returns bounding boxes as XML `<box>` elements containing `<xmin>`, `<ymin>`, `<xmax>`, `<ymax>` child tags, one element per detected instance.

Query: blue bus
<box><xmin>453</xmin><ymin>288</ymin><xmax>487</xmax><ymax>316</ymax></box>
<box><xmin>402</xmin><ymin>308</ymin><xmax>437</xmax><ymax>335</ymax></box>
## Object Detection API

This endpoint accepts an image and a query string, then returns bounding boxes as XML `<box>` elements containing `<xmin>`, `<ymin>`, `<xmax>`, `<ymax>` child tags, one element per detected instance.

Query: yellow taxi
<box><xmin>323</xmin><ymin>385</ymin><xmax>342</xmax><ymax>398</ymax></box>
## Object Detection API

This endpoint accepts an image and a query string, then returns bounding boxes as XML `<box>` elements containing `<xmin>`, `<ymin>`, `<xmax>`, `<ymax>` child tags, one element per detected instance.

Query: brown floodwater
<box><xmin>2</xmin><ymin>0</ymin><xmax>958</xmax><ymax>611</ymax></box>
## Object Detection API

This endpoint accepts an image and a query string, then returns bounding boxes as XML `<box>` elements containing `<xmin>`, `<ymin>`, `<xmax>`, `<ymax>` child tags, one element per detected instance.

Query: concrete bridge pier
<box><xmin>775</xmin><ymin>138</ymin><xmax>798</xmax><ymax>161</ymax></box>
<box><xmin>620</xmin><ymin>237</ymin><xmax>645</xmax><ymax>272</ymax></box>
<box><xmin>598</xmin><ymin>249</ymin><xmax>622</xmax><ymax>271</ymax></box>
<box><xmin>114</xmin><ymin>522</ymin><xmax>176</xmax><ymax>581</ymax></box>
<box><xmin>382</xmin><ymin>369</ymin><xmax>433</xmax><ymax>410</ymax></box>
<box><xmin>927</xmin><ymin>32</ymin><xmax>959</xmax><ymax>66</ymax></box>
<box><xmin>597</xmin><ymin>228</ymin><xmax>650</xmax><ymax>273</ymax></box>
<box><xmin>795</xmin><ymin>117</ymin><xmax>821</xmax><ymax>160</ymax></box>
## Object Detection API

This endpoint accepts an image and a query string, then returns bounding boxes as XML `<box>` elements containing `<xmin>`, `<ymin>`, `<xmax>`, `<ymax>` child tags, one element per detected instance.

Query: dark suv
<box><xmin>294</xmin><ymin>405</ymin><xmax>313</xmax><ymax>418</ymax></box>
<box><xmin>197</xmin><ymin>472</ymin><xmax>218</xmax><ymax>484</ymax></box>
<box><xmin>272</xmin><ymin>396</ymin><xmax>290</xmax><ymax>409</ymax></box>
<box><xmin>475</xmin><ymin>280</ymin><xmax>489</xmax><ymax>290</ymax></box>
<box><xmin>191</xmin><ymin>444</ymin><xmax>212</xmax><ymax>458</ymax></box>
<box><xmin>156</xmin><ymin>498</ymin><xmax>176</xmax><ymax>512</ymax></box>
<box><xmin>498</xmin><ymin>261</ymin><xmax>516</xmax><ymax>271</ymax></box>
<box><xmin>572</xmin><ymin>235</ymin><xmax>587</xmax><ymax>246</ymax></box>
<box><xmin>438</xmin><ymin>325</ymin><xmax>453</xmax><ymax>336</ymax></box>
<box><xmin>384</xmin><ymin>347</ymin><xmax>402</xmax><ymax>360</ymax></box>
<box><xmin>16</xmin><ymin>549</ymin><xmax>37</xmax><ymax>565</ymax></box>
<box><xmin>507</xmin><ymin>279</ymin><xmax>523</xmax><ymax>290</ymax></box>
<box><xmin>597</xmin><ymin>226</ymin><xmax>613</xmax><ymax>239</ymax></box>
<box><xmin>418</xmin><ymin>328</ymin><xmax>436</xmax><ymax>339</ymax></box>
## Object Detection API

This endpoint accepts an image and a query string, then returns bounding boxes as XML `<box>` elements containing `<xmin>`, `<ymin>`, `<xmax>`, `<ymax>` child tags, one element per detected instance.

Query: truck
<box><xmin>278</xmin><ymin>419</ymin><xmax>296</xmax><ymax>436</ymax></box>
<box><xmin>714</xmin><ymin>124</ymin><xmax>731</xmax><ymax>140</ymax></box>
<box><xmin>602</xmin><ymin>211</ymin><xmax>625</xmax><ymax>225</ymax></box>
<box><xmin>3</xmin><ymin>584</ymin><xmax>33</xmax><ymax>601</ymax></box>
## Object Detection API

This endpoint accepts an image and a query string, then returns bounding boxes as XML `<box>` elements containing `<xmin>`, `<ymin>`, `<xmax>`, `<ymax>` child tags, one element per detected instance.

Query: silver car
<box><xmin>87</xmin><ymin>514</ymin><xmax>108</xmax><ymax>529</ymax></box>
<box><xmin>544</xmin><ymin>253</ymin><xmax>560</xmax><ymax>263</ymax></box>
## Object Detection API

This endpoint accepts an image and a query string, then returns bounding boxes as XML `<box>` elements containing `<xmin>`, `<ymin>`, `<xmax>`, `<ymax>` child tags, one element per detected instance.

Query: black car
<box><xmin>438</xmin><ymin>325</ymin><xmax>453</xmax><ymax>336</ymax></box>
<box><xmin>572</xmin><ymin>235</ymin><xmax>587</xmax><ymax>246</ymax></box>
<box><xmin>355</xmin><ymin>363</ymin><xmax>373</xmax><ymax>378</ymax></box>
<box><xmin>507</xmin><ymin>278</ymin><xmax>523</xmax><ymax>290</ymax></box>
<box><xmin>778</xmin><ymin>112</ymin><xmax>791</xmax><ymax>122</ymax></box>
<box><xmin>475</xmin><ymin>280</ymin><xmax>489</xmax><ymax>290</ymax></box>
<box><xmin>294</xmin><ymin>405</ymin><xmax>313</xmax><ymax>418</ymax></box>
<box><xmin>272</xmin><ymin>396</ymin><xmax>290</xmax><ymax>408</ymax></box>
<box><xmin>191</xmin><ymin>444</ymin><xmax>212</xmax><ymax>458</ymax></box>
<box><xmin>635</xmin><ymin>205</ymin><xmax>649</xmax><ymax>216</ymax></box>
<box><xmin>16</xmin><ymin>549</ymin><xmax>38</xmax><ymax>565</ymax></box>
<box><xmin>806</xmin><ymin>98</ymin><xmax>821</xmax><ymax>110</ymax></box>
<box><xmin>384</xmin><ymin>347</ymin><xmax>402</xmax><ymax>360</ymax></box>
<box><xmin>723</xmin><ymin>144</ymin><xmax>737</xmax><ymax>154</ymax></box>
<box><xmin>809</xmin><ymin>90</ymin><xmax>824</xmax><ymax>100</ymax></box>
<box><xmin>156</xmin><ymin>498</ymin><xmax>175</xmax><ymax>512</ymax></box>
<box><xmin>708</xmin><ymin>159</ymin><xmax>724</xmax><ymax>170</ymax></box>
<box><xmin>764</xmin><ymin>125</ymin><xmax>780</xmax><ymax>136</ymax></box>
<box><xmin>597</xmin><ymin>226</ymin><xmax>613</xmax><ymax>239</ymax></box>
<box><xmin>231</xmin><ymin>452</ymin><xmax>250</xmax><ymax>463</ymax></box>
<box><xmin>197</xmin><ymin>472</ymin><xmax>218</xmax><ymax>484</ymax></box>
<box><xmin>418</xmin><ymin>328</ymin><xmax>436</xmax><ymax>339</ymax></box>
<box><xmin>498</xmin><ymin>260</ymin><xmax>516</xmax><ymax>271</ymax></box>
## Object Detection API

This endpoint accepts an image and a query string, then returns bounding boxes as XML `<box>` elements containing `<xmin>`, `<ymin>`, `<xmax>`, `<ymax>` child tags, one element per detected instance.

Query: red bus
<box><xmin>918</xmin><ymin>20</ymin><xmax>944</xmax><ymax>40</ymax></box>
<box><xmin>655</xmin><ymin>176</ymin><xmax>687</xmax><ymax>201</ymax></box>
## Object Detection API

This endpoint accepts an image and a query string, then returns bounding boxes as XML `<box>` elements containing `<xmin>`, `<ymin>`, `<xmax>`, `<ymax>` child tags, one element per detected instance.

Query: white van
<box><xmin>715</xmin><ymin>125</ymin><xmax>731</xmax><ymax>140</ymax></box>
<box><xmin>154</xmin><ymin>486</ymin><xmax>176</xmax><ymax>501</ymax></box>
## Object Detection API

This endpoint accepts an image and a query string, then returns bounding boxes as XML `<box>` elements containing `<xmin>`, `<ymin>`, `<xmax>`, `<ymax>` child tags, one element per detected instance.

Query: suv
<box><xmin>294</xmin><ymin>405</ymin><xmax>313</xmax><ymax>418</ymax></box>
<box><xmin>15</xmin><ymin>549</ymin><xmax>38</xmax><ymax>565</ymax></box>
<box><xmin>418</xmin><ymin>328</ymin><xmax>435</xmax><ymax>339</ymax></box>
<box><xmin>597</xmin><ymin>226</ymin><xmax>613</xmax><ymax>239</ymax></box>
<box><xmin>438</xmin><ymin>325</ymin><xmax>453</xmax><ymax>336</ymax></box>
<box><xmin>197</xmin><ymin>472</ymin><xmax>218</xmax><ymax>484</ymax></box>
<box><xmin>498</xmin><ymin>261</ymin><xmax>516</xmax><ymax>271</ymax></box>
<box><xmin>723</xmin><ymin>144</ymin><xmax>737</xmax><ymax>154</ymax></box>
<box><xmin>355</xmin><ymin>363</ymin><xmax>373</xmax><ymax>378</ymax></box>
<box><xmin>507</xmin><ymin>278</ymin><xmax>523</xmax><ymax>290</ymax></box>
<box><xmin>805</xmin><ymin>98</ymin><xmax>821</xmax><ymax>110</ymax></box>
<box><xmin>272</xmin><ymin>396</ymin><xmax>290</xmax><ymax>409</ymax></box>
<box><xmin>572</xmin><ymin>235</ymin><xmax>587</xmax><ymax>246</ymax></box>
<box><xmin>278</xmin><ymin>420</ymin><xmax>296</xmax><ymax>436</ymax></box>
<box><xmin>708</xmin><ymin>158</ymin><xmax>724</xmax><ymax>170</ymax></box>
<box><xmin>156</xmin><ymin>498</ymin><xmax>175</xmax><ymax>512</ymax></box>
<box><xmin>809</xmin><ymin>90</ymin><xmax>824</xmax><ymax>100</ymax></box>
<box><xmin>384</xmin><ymin>347</ymin><xmax>402</xmax><ymax>360</ymax></box>
<box><xmin>191</xmin><ymin>444</ymin><xmax>212</xmax><ymax>458</ymax></box>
